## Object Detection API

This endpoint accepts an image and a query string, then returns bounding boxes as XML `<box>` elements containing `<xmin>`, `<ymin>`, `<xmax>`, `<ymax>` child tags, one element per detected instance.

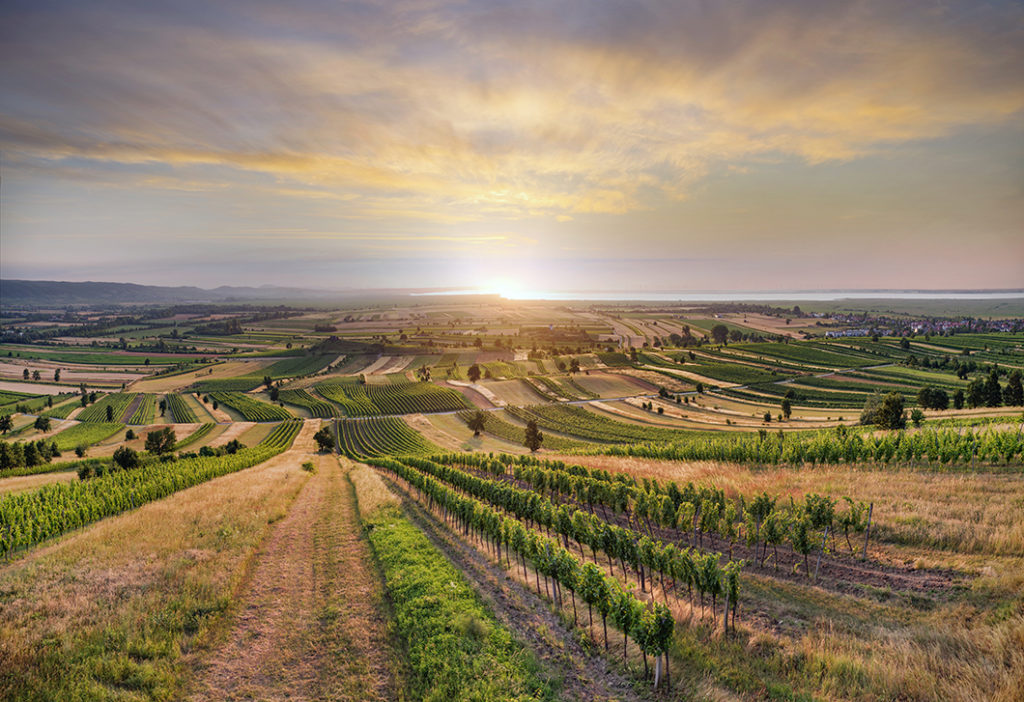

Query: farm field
<box><xmin>2</xmin><ymin>299</ymin><xmax>1022</xmax><ymax>701</ymax></box>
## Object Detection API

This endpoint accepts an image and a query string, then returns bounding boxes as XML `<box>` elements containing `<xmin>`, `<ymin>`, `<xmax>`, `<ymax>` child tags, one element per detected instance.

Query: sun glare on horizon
<box><xmin>476</xmin><ymin>277</ymin><xmax>536</xmax><ymax>300</ymax></box>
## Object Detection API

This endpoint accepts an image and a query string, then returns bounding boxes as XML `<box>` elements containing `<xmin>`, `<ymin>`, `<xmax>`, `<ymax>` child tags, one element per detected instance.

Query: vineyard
<box><xmin>333</xmin><ymin>417</ymin><xmax>440</xmax><ymax>458</ymax></box>
<box><xmin>173</xmin><ymin>422</ymin><xmax>216</xmax><ymax>450</ymax></box>
<box><xmin>39</xmin><ymin>397</ymin><xmax>80</xmax><ymax>419</ymax></box>
<box><xmin>316</xmin><ymin>380</ymin><xmax>471</xmax><ymax>417</ymax></box>
<box><xmin>278</xmin><ymin>389</ymin><xmax>338</xmax><ymax>418</ymax></box>
<box><xmin>165</xmin><ymin>393</ymin><xmax>198</xmax><ymax>423</ymax></box>
<box><xmin>2</xmin><ymin>299</ymin><xmax>1023</xmax><ymax>702</ymax></box>
<box><xmin>0</xmin><ymin>391</ymin><xmax>36</xmax><ymax>408</ymax></box>
<box><xmin>596</xmin><ymin>425</ymin><xmax>1024</xmax><ymax>466</ymax></box>
<box><xmin>507</xmin><ymin>403</ymin><xmax>691</xmax><ymax>444</ymax></box>
<box><xmin>128</xmin><ymin>394</ymin><xmax>157</xmax><ymax>424</ymax></box>
<box><xmin>76</xmin><ymin>393</ymin><xmax>137</xmax><ymax>423</ymax></box>
<box><xmin>358</xmin><ymin>494</ymin><xmax>557</xmax><ymax>700</ymax></box>
<box><xmin>209</xmin><ymin>392</ymin><xmax>293</xmax><ymax>421</ymax></box>
<box><xmin>53</xmin><ymin>422</ymin><xmax>124</xmax><ymax>451</ymax></box>
<box><xmin>0</xmin><ymin>419</ymin><xmax>301</xmax><ymax>558</ymax></box>
<box><xmin>191</xmin><ymin>377</ymin><xmax>264</xmax><ymax>393</ymax></box>
<box><xmin>262</xmin><ymin>354</ymin><xmax>336</xmax><ymax>378</ymax></box>
<box><xmin>369</xmin><ymin>455</ymin><xmax>682</xmax><ymax>687</ymax></box>
<box><xmin>455</xmin><ymin>409</ymin><xmax>587</xmax><ymax>452</ymax></box>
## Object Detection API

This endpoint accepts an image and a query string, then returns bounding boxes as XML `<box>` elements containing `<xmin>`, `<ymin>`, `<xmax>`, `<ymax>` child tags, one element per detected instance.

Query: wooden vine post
<box><xmin>861</xmin><ymin>502</ymin><xmax>874</xmax><ymax>560</ymax></box>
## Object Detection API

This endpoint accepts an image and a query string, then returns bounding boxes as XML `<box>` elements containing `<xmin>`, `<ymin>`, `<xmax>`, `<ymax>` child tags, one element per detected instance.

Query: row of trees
<box><xmin>595</xmin><ymin>424</ymin><xmax>1024</xmax><ymax>465</ymax></box>
<box><xmin>399</xmin><ymin>454</ymin><xmax>745</xmax><ymax>631</ymax></box>
<box><xmin>488</xmin><ymin>454</ymin><xmax>872</xmax><ymax>574</ymax></box>
<box><xmin>0</xmin><ymin>438</ymin><xmax>61</xmax><ymax>471</ymax></box>
<box><xmin>369</xmin><ymin>456</ymin><xmax>677</xmax><ymax>688</ymax></box>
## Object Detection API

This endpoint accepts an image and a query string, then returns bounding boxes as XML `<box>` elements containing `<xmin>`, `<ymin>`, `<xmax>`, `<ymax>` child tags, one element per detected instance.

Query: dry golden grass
<box><xmin>0</xmin><ymin>469</ymin><xmax>77</xmax><ymax>495</ymax></box>
<box><xmin>553</xmin><ymin>455</ymin><xmax>1024</xmax><ymax>557</ymax></box>
<box><xmin>348</xmin><ymin>459</ymin><xmax>399</xmax><ymax>517</ymax></box>
<box><xmin>0</xmin><ymin>421</ymin><xmax>322</xmax><ymax>700</ymax></box>
<box><xmin>546</xmin><ymin>453</ymin><xmax>1024</xmax><ymax>701</ymax></box>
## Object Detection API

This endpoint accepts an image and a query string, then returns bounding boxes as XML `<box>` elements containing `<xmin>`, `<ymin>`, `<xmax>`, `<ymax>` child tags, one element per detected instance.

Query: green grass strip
<box><xmin>360</xmin><ymin>504</ymin><xmax>556</xmax><ymax>701</ymax></box>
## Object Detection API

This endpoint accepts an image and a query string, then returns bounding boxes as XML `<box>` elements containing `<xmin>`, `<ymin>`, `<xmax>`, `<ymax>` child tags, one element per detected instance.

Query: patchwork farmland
<box><xmin>2</xmin><ymin>298</ymin><xmax>1022</xmax><ymax>701</ymax></box>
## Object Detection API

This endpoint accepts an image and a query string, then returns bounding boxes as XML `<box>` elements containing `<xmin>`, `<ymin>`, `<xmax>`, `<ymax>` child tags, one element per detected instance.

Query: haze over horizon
<box><xmin>2</xmin><ymin>0</ymin><xmax>1022</xmax><ymax>292</ymax></box>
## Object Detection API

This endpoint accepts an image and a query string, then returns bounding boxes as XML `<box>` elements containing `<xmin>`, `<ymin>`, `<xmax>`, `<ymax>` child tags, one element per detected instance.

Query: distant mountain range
<box><xmin>0</xmin><ymin>279</ymin><xmax>346</xmax><ymax>306</ymax></box>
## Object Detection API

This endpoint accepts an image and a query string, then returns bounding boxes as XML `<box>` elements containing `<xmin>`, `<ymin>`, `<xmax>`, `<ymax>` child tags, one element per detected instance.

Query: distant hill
<box><xmin>0</xmin><ymin>279</ymin><xmax>337</xmax><ymax>306</ymax></box>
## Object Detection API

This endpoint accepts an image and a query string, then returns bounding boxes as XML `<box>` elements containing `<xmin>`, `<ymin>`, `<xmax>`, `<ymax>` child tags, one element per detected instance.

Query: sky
<box><xmin>1</xmin><ymin>0</ymin><xmax>1022</xmax><ymax>293</ymax></box>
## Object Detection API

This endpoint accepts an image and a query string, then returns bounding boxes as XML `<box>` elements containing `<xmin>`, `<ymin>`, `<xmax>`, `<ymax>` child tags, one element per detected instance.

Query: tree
<box><xmin>762</xmin><ymin>412</ymin><xmax>771</xmax><ymax>423</ymax></box>
<box><xmin>269</xmin><ymin>385</ymin><xmax>280</xmax><ymax>402</ymax></box>
<box><xmin>524</xmin><ymin>419</ymin><xmax>543</xmax><ymax>453</ymax></box>
<box><xmin>728</xmin><ymin>329</ymin><xmax>742</xmax><ymax>343</ymax></box>
<box><xmin>781</xmin><ymin>398</ymin><xmax>792</xmax><ymax>420</ymax></box>
<box><xmin>984</xmin><ymin>370</ymin><xmax>1002</xmax><ymax>407</ymax></box>
<box><xmin>910</xmin><ymin>408</ymin><xmax>925</xmax><ymax>427</ymax></box>
<box><xmin>313</xmin><ymin>426</ymin><xmax>335</xmax><ymax>453</ymax></box>
<box><xmin>1005</xmin><ymin>370</ymin><xmax>1023</xmax><ymax>406</ymax></box>
<box><xmin>900</xmin><ymin>337</ymin><xmax>911</xmax><ymax>350</ymax></box>
<box><xmin>159</xmin><ymin>399</ymin><xmax>167</xmax><ymax>416</ymax></box>
<box><xmin>467</xmin><ymin>363</ymin><xmax>482</xmax><ymax>383</ymax></box>
<box><xmin>112</xmin><ymin>446</ymin><xmax>140</xmax><ymax>471</ymax></box>
<box><xmin>0</xmin><ymin>415</ymin><xmax>12</xmax><ymax>434</ymax></box>
<box><xmin>711</xmin><ymin>324</ymin><xmax>729</xmax><ymax>344</ymax></box>
<box><xmin>53</xmin><ymin>368</ymin><xmax>61</xmax><ymax>382</ymax></box>
<box><xmin>578</xmin><ymin>562</ymin><xmax>606</xmax><ymax>632</ymax></box>
<box><xmin>953</xmin><ymin>389</ymin><xmax>965</xmax><ymax>410</ymax></box>
<box><xmin>878</xmin><ymin>392</ymin><xmax>907</xmax><ymax>430</ymax></box>
<box><xmin>467</xmin><ymin>410</ymin><xmax>487</xmax><ymax>436</ymax></box>
<box><xmin>23</xmin><ymin>369</ymin><xmax>30</xmax><ymax>380</ymax></box>
<box><xmin>144</xmin><ymin>427</ymin><xmax>176</xmax><ymax>455</ymax></box>
<box><xmin>569</xmin><ymin>358</ymin><xmax>581</xmax><ymax>374</ymax></box>
<box><xmin>105</xmin><ymin>405</ymin><xmax>114</xmax><ymax>422</ymax></box>
<box><xmin>917</xmin><ymin>386</ymin><xmax>948</xmax><ymax>411</ymax></box>
<box><xmin>125</xmin><ymin>429</ymin><xmax>135</xmax><ymax>440</ymax></box>
<box><xmin>966</xmin><ymin>379</ymin><xmax>985</xmax><ymax>408</ymax></box>
<box><xmin>33</xmin><ymin>416</ymin><xmax>50</xmax><ymax>432</ymax></box>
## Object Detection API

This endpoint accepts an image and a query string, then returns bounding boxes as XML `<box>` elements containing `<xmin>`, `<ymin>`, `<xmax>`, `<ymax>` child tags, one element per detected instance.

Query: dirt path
<box><xmin>187</xmin><ymin>453</ymin><xmax>396</xmax><ymax>701</ymax></box>
<box><xmin>385</xmin><ymin>475</ymin><xmax>648</xmax><ymax>702</ymax></box>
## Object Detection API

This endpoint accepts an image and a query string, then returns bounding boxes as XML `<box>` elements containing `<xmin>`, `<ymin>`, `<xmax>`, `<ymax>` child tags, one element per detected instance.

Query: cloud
<box><xmin>2</xmin><ymin>0</ymin><xmax>1021</xmax><ymax>224</ymax></box>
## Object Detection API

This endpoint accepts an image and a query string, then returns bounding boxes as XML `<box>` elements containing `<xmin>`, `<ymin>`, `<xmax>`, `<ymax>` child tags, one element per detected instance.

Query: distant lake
<box><xmin>414</xmin><ymin>290</ymin><xmax>1024</xmax><ymax>302</ymax></box>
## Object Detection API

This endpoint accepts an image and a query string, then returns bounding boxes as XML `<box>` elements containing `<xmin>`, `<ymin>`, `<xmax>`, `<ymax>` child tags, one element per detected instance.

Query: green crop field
<box><xmin>316</xmin><ymin>381</ymin><xmax>471</xmax><ymax>417</ymax></box>
<box><xmin>333</xmin><ymin>417</ymin><xmax>441</xmax><ymax>458</ymax></box>
<box><xmin>128</xmin><ymin>394</ymin><xmax>157</xmax><ymax>425</ymax></box>
<box><xmin>262</xmin><ymin>354</ymin><xmax>336</xmax><ymax>378</ymax></box>
<box><xmin>0</xmin><ymin>391</ymin><xmax>37</xmax><ymax>407</ymax></box>
<box><xmin>209</xmin><ymin>392</ymin><xmax>293</xmax><ymax>421</ymax></box>
<box><xmin>165</xmin><ymin>393</ymin><xmax>198</xmax><ymax>423</ymax></box>
<box><xmin>455</xmin><ymin>409</ymin><xmax>587</xmax><ymax>451</ymax></box>
<box><xmin>279</xmin><ymin>389</ymin><xmax>338</xmax><ymax>418</ymax></box>
<box><xmin>77</xmin><ymin>393</ymin><xmax>137</xmax><ymax>423</ymax></box>
<box><xmin>52</xmin><ymin>422</ymin><xmax>124</xmax><ymax>451</ymax></box>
